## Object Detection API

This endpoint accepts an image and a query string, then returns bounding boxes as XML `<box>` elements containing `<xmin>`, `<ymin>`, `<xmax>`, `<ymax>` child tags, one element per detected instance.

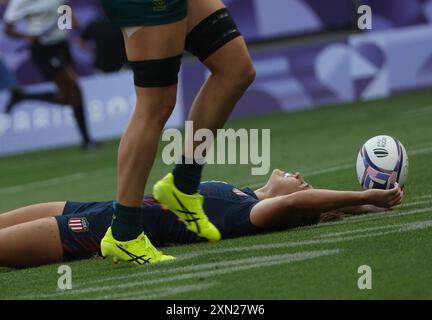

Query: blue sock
<box><xmin>111</xmin><ymin>202</ymin><xmax>142</xmax><ymax>241</ymax></box>
<box><xmin>172</xmin><ymin>155</ymin><xmax>204</xmax><ymax>195</ymax></box>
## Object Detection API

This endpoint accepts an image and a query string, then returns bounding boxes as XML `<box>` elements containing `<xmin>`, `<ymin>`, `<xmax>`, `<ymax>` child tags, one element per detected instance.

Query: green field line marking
<box><xmin>172</xmin><ymin>220</ymin><xmax>432</xmax><ymax>261</ymax></box>
<box><xmin>245</xmin><ymin>145</ymin><xmax>432</xmax><ymax>189</ymax></box>
<box><xmin>244</xmin><ymin>163</ymin><xmax>353</xmax><ymax>189</ymax></box>
<box><xmin>66</xmin><ymin>219</ymin><xmax>432</xmax><ymax>291</ymax></box>
<box><xmin>309</xmin><ymin>207</ymin><xmax>432</xmax><ymax>229</ymax></box>
<box><xmin>399</xmin><ymin>199</ymin><xmax>432</xmax><ymax>209</ymax></box>
<box><xmin>81</xmin><ymin>249</ymin><xmax>340</xmax><ymax>287</ymax></box>
<box><xmin>318</xmin><ymin>223</ymin><xmax>401</xmax><ymax>238</ymax></box>
<box><xmin>0</xmin><ymin>173</ymin><xmax>86</xmax><ymax>195</ymax></box>
<box><xmin>93</xmin><ymin>282</ymin><xmax>217</xmax><ymax>300</ymax></box>
<box><xmin>413</xmin><ymin>194</ymin><xmax>432</xmax><ymax>201</ymax></box>
<box><xmin>1</xmin><ymin>145</ymin><xmax>431</xmax><ymax>195</ymax></box>
<box><xmin>337</xmin><ymin>207</ymin><xmax>432</xmax><ymax>225</ymax></box>
<box><xmin>27</xmin><ymin>250</ymin><xmax>340</xmax><ymax>298</ymax></box>
<box><xmin>405</xmin><ymin>105</ymin><xmax>432</xmax><ymax>117</ymax></box>
<box><xmin>409</xmin><ymin>146</ymin><xmax>432</xmax><ymax>156</ymax></box>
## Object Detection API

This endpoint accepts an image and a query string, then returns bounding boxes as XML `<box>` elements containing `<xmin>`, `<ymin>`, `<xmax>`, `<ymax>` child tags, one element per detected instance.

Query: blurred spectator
<box><xmin>0</xmin><ymin>53</ymin><xmax>18</xmax><ymax>92</ymax></box>
<box><xmin>3</xmin><ymin>0</ymin><xmax>99</xmax><ymax>151</ymax></box>
<box><xmin>79</xmin><ymin>16</ymin><xmax>127</xmax><ymax>73</ymax></box>
<box><xmin>1</xmin><ymin>52</ymin><xmax>56</xmax><ymax>114</ymax></box>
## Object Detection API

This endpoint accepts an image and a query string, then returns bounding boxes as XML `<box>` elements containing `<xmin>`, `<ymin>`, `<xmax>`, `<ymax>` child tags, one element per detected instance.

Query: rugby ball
<box><xmin>356</xmin><ymin>135</ymin><xmax>409</xmax><ymax>189</ymax></box>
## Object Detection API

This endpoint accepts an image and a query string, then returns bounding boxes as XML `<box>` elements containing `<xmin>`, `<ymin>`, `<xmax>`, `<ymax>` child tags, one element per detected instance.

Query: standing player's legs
<box><xmin>98</xmin><ymin>0</ymin><xmax>192</xmax><ymax>264</ymax></box>
<box><xmin>153</xmin><ymin>0</ymin><xmax>255</xmax><ymax>234</ymax></box>
<box><xmin>153</xmin><ymin>0</ymin><xmax>255</xmax><ymax>240</ymax></box>
<box><xmin>116</xmin><ymin>20</ymin><xmax>187</xmax><ymax>210</ymax></box>
<box><xmin>186</xmin><ymin>0</ymin><xmax>255</xmax><ymax>134</ymax></box>
<box><xmin>183</xmin><ymin>0</ymin><xmax>255</xmax><ymax>153</ymax></box>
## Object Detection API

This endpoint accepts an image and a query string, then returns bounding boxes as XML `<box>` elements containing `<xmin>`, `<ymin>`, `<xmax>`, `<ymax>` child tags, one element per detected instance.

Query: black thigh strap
<box><xmin>129</xmin><ymin>54</ymin><xmax>182</xmax><ymax>88</ymax></box>
<box><xmin>185</xmin><ymin>8</ymin><xmax>242</xmax><ymax>62</ymax></box>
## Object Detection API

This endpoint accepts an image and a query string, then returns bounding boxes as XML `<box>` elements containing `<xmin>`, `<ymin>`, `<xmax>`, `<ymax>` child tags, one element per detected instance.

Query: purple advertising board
<box><xmin>1</xmin><ymin>1</ymin><xmax>432</xmax><ymax>155</ymax></box>
<box><xmin>2</xmin><ymin>23</ymin><xmax>432</xmax><ymax>155</ymax></box>
<box><xmin>1</xmin><ymin>0</ymin><xmax>432</xmax><ymax>86</ymax></box>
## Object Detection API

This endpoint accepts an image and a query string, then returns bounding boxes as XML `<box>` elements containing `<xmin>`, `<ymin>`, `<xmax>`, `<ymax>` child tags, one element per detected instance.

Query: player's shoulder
<box><xmin>200</xmin><ymin>180</ymin><xmax>258</xmax><ymax>200</ymax></box>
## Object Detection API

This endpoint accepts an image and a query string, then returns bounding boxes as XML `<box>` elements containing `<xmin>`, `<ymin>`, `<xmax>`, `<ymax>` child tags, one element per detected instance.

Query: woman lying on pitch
<box><xmin>0</xmin><ymin>169</ymin><xmax>403</xmax><ymax>267</ymax></box>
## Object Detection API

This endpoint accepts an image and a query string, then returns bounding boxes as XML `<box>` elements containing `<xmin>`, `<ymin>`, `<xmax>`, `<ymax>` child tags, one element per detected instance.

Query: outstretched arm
<box><xmin>250</xmin><ymin>185</ymin><xmax>403</xmax><ymax>229</ymax></box>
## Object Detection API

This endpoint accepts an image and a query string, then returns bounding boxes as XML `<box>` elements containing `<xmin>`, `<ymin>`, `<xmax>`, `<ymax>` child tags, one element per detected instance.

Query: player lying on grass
<box><xmin>0</xmin><ymin>169</ymin><xmax>403</xmax><ymax>268</ymax></box>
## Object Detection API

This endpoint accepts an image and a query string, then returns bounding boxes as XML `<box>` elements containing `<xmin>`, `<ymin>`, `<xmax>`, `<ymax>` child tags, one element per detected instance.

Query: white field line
<box><xmin>92</xmin><ymin>282</ymin><xmax>217</xmax><ymax>300</ymax></box>
<box><xmin>305</xmin><ymin>164</ymin><xmax>353</xmax><ymax>177</ymax></box>
<box><xmin>85</xmin><ymin>247</ymin><xmax>337</xmax><ymax>286</ymax></box>
<box><xmin>399</xmin><ymin>199</ymin><xmax>432</xmax><ymax>209</ymax></box>
<box><xmin>405</xmin><ymin>105</ymin><xmax>432</xmax><ymax>117</ymax></box>
<box><xmin>413</xmin><ymin>194</ymin><xmax>432</xmax><ymax>201</ymax></box>
<box><xmin>246</xmin><ymin>163</ymin><xmax>353</xmax><ymax>189</ymax></box>
<box><xmin>68</xmin><ymin>219</ymin><xmax>432</xmax><ymax>290</ymax></box>
<box><xmin>245</xmin><ymin>145</ymin><xmax>432</xmax><ymax>189</ymax></box>
<box><xmin>172</xmin><ymin>219</ymin><xmax>432</xmax><ymax>262</ymax></box>
<box><xmin>310</xmin><ymin>207</ymin><xmax>432</xmax><ymax>229</ymax></box>
<box><xmin>318</xmin><ymin>223</ymin><xmax>400</xmax><ymax>238</ymax></box>
<box><xmin>290</xmin><ymin>202</ymin><xmax>432</xmax><ymax>229</ymax></box>
<box><xmin>1</xmin><ymin>144</ymin><xmax>431</xmax><ymax>195</ymax></box>
<box><xmin>337</xmin><ymin>207</ymin><xmax>432</xmax><ymax>225</ymax></box>
<box><xmin>0</xmin><ymin>173</ymin><xmax>85</xmax><ymax>195</ymax></box>
<box><xmin>79</xmin><ymin>249</ymin><xmax>340</xmax><ymax>287</ymax></box>
<box><xmin>409</xmin><ymin>146</ymin><xmax>432</xmax><ymax>156</ymax></box>
<box><xmin>29</xmin><ymin>249</ymin><xmax>339</xmax><ymax>299</ymax></box>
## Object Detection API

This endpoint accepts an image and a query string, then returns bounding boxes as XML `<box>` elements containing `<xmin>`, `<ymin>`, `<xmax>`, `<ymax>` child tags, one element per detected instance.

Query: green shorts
<box><xmin>100</xmin><ymin>0</ymin><xmax>187</xmax><ymax>27</ymax></box>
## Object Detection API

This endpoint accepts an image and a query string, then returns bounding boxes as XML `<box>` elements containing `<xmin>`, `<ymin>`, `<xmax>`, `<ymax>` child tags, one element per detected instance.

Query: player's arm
<box><xmin>4</xmin><ymin>23</ymin><xmax>31</xmax><ymax>40</ymax></box>
<box><xmin>3</xmin><ymin>1</ymin><xmax>38</xmax><ymax>42</ymax></box>
<box><xmin>250</xmin><ymin>185</ymin><xmax>403</xmax><ymax>228</ymax></box>
<box><xmin>4</xmin><ymin>10</ymin><xmax>37</xmax><ymax>43</ymax></box>
<box><xmin>338</xmin><ymin>204</ymin><xmax>391</xmax><ymax>215</ymax></box>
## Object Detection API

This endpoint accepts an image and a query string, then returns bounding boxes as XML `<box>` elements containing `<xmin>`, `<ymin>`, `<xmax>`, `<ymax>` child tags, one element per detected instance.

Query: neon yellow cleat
<box><xmin>101</xmin><ymin>227</ymin><xmax>175</xmax><ymax>265</ymax></box>
<box><xmin>153</xmin><ymin>173</ymin><xmax>221</xmax><ymax>241</ymax></box>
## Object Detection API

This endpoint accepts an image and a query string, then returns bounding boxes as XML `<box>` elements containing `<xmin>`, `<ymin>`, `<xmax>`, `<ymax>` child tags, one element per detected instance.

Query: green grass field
<box><xmin>1</xmin><ymin>89</ymin><xmax>431</xmax><ymax>299</ymax></box>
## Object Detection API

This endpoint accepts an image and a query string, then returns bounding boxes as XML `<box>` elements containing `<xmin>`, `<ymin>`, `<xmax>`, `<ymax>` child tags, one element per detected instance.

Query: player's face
<box><xmin>269</xmin><ymin>169</ymin><xmax>312</xmax><ymax>195</ymax></box>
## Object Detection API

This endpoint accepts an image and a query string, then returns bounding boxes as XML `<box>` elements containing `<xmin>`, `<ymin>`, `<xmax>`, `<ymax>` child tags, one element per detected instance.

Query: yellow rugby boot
<box><xmin>153</xmin><ymin>173</ymin><xmax>221</xmax><ymax>241</ymax></box>
<box><xmin>101</xmin><ymin>227</ymin><xmax>175</xmax><ymax>265</ymax></box>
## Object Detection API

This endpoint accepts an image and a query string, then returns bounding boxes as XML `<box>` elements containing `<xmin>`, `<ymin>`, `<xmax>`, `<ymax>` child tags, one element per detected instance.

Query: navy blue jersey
<box><xmin>55</xmin><ymin>181</ymin><xmax>261</xmax><ymax>261</ymax></box>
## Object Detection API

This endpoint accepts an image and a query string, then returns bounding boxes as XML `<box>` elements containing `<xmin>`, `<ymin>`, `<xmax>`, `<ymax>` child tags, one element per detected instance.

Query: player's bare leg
<box><xmin>100</xmin><ymin>19</ymin><xmax>188</xmax><ymax>264</ymax></box>
<box><xmin>159</xmin><ymin>0</ymin><xmax>255</xmax><ymax>206</ymax></box>
<box><xmin>0</xmin><ymin>202</ymin><xmax>65</xmax><ymax>229</ymax></box>
<box><xmin>117</xmin><ymin>20</ymin><xmax>186</xmax><ymax>208</ymax></box>
<box><xmin>186</xmin><ymin>0</ymin><xmax>255</xmax><ymax>139</ymax></box>
<box><xmin>153</xmin><ymin>0</ymin><xmax>255</xmax><ymax>241</ymax></box>
<box><xmin>0</xmin><ymin>217</ymin><xmax>63</xmax><ymax>268</ymax></box>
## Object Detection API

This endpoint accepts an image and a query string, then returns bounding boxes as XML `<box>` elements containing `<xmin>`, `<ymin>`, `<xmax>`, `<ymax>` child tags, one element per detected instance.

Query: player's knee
<box><xmin>135</xmin><ymin>88</ymin><xmax>177</xmax><ymax>129</ymax></box>
<box><xmin>234</xmin><ymin>61</ymin><xmax>256</xmax><ymax>90</ymax></box>
<box><xmin>152</xmin><ymin>97</ymin><xmax>177</xmax><ymax>128</ymax></box>
<box><xmin>218</xmin><ymin>60</ymin><xmax>256</xmax><ymax>92</ymax></box>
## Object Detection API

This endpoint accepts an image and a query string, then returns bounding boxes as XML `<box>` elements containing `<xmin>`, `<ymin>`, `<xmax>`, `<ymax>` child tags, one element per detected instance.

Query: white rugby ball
<box><xmin>356</xmin><ymin>135</ymin><xmax>409</xmax><ymax>189</ymax></box>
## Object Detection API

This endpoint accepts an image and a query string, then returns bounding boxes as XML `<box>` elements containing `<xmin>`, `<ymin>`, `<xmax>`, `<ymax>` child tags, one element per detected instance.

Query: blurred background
<box><xmin>1</xmin><ymin>0</ymin><xmax>432</xmax><ymax>155</ymax></box>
